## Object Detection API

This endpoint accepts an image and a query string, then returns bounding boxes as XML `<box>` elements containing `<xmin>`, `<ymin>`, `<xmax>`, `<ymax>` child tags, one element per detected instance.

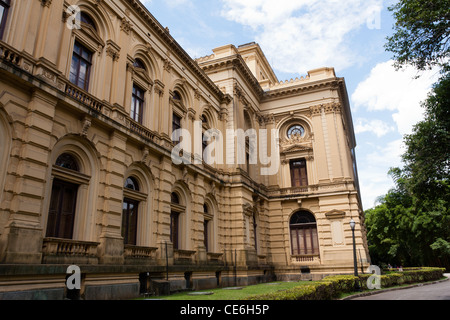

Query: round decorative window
<box><xmin>287</xmin><ymin>125</ymin><xmax>305</xmax><ymax>139</ymax></box>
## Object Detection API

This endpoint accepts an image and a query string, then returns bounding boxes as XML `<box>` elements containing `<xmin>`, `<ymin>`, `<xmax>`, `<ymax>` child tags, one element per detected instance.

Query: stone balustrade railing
<box><xmin>42</xmin><ymin>237</ymin><xmax>99</xmax><ymax>264</ymax></box>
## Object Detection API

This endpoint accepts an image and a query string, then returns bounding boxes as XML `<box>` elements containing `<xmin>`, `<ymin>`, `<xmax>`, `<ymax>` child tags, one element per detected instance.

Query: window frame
<box><xmin>289</xmin><ymin>212</ymin><xmax>319</xmax><ymax>256</ymax></box>
<box><xmin>69</xmin><ymin>41</ymin><xmax>93</xmax><ymax>91</ymax></box>
<box><xmin>131</xmin><ymin>84</ymin><xmax>145</xmax><ymax>124</ymax></box>
<box><xmin>0</xmin><ymin>0</ymin><xmax>10</xmax><ymax>40</ymax></box>
<box><xmin>122</xmin><ymin>197</ymin><xmax>139</xmax><ymax>245</ymax></box>
<box><xmin>172</xmin><ymin>112</ymin><xmax>182</xmax><ymax>143</ymax></box>
<box><xmin>290</xmin><ymin>159</ymin><xmax>308</xmax><ymax>187</ymax></box>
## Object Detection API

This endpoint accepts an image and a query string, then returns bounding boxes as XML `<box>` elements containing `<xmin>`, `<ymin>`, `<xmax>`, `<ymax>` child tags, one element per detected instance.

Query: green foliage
<box><xmin>364</xmin><ymin>72</ymin><xmax>450</xmax><ymax>269</ymax></box>
<box><xmin>243</xmin><ymin>268</ymin><xmax>445</xmax><ymax>300</ymax></box>
<box><xmin>385</xmin><ymin>0</ymin><xmax>450</xmax><ymax>71</ymax></box>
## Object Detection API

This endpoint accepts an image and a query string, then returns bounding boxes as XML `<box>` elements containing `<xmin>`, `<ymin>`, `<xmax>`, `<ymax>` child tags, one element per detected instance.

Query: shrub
<box><xmin>243</xmin><ymin>267</ymin><xmax>445</xmax><ymax>300</ymax></box>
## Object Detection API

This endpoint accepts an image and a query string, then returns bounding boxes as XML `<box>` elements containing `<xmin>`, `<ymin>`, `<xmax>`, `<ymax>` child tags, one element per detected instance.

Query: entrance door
<box><xmin>46</xmin><ymin>179</ymin><xmax>79</xmax><ymax>239</ymax></box>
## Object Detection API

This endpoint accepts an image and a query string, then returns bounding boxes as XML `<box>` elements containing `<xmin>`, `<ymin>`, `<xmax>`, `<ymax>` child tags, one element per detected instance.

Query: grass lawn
<box><xmin>141</xmin><ymin>281</ymin><xmax>313</xmax><ymax>300</ymax></box>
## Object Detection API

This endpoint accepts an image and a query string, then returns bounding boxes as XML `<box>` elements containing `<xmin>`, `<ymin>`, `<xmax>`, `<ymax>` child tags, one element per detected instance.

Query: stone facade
<box><xmin>0</xmin><ymin>0</ymin><xmax>370</xmax><ymax>300</ymax></box>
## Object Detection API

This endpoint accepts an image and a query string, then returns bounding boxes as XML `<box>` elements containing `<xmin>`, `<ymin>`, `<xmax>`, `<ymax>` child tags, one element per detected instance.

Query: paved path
<box><xmin>352</xmin><ymin>274</ymin><xmax>450</xmax><ymax>300</ymax></box>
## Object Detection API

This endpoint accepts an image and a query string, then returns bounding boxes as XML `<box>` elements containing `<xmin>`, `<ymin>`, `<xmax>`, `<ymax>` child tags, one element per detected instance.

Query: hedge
<box><xmin>244</xmin><ymin>267</ymin><xmax>445</xmax><ymax>300</ymax></box>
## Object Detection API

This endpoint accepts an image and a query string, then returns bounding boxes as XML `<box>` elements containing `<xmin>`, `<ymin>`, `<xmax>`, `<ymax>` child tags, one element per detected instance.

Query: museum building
<box><xmin>0</xmin><ymin>0</ymin><xmax>370</xmax><ymax>299</ymax></box>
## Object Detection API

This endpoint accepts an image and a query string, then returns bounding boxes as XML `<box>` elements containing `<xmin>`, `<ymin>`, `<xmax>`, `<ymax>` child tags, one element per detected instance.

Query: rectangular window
<box><xmin>0</xmin><ymin>0</ymin><xmax>11</xmax><ymax>40</ymax></box>
<box><xmin>290</xmin><ymin>159</ymin><xmax>308</xmax><ymax>187</ymax></box>
<box><xmin>69</xmin><ymin>41</ymin><xmax>93</xmax><ymax>91</ymax></box>
<box><xmin>290</xmin><ymin>227</ymin><xmax>319</xmax><ymax>255</ymax></box>
<box><xmin>131</xmin><ymin>84</ymin><xmax>145</xmax><ymax>124</ymax></box>
<box><xmin>170</xmin><ymin>211</ymin><xmax>179</xmax><ymax>250</ymax></box>
<box><xmin>122</xmin><ymin>198</ymin><xmax>139</xmax><ymax>245</ymax></box>
<box><xmin>172</xmin><ymin>113</ymin><xmax>181</xmax><ymax>143</ymax></box>
<box><xmin>203</xmin><ymin>220</ymin><xmax>209</xmax><ymax>252</ymax></box>
<box><xmin>46</xmin><ymin>179</ymin><xmax>79</xmax><ymax>239</ymax></box>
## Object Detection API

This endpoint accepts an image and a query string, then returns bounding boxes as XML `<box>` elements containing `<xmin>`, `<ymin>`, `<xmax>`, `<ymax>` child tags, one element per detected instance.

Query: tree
<box><xmin>365</xmin><ymin>170</ymin><xmax>450</xmax><ymax>268</ymax></box>
<box><xmin>385</xmin><ymin>0</ymin><xmax>450</xmax><ymax>71</ymax></box>
<box><xmin>366</xmin><ymin>0</ymin><xmax>450</xmax><ymax>270</ymax></box>
<box><xmin>402</xmin><ymin>72</ymin><xmax>450</xmax><ymax>201</ymax></box>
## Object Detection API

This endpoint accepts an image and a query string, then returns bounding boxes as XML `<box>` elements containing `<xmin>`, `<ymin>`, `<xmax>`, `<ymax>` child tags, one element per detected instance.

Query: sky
<box><xmin>141</xmin><ymin>0</ymin><xmax>441</xmax><ymax>210</ymax></box>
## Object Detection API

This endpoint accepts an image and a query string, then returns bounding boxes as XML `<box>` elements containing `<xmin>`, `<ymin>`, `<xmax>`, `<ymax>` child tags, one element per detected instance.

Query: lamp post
<box><xmin>350</xmin><ymin>219</ymin><xmax>361</xmax><ymax>291</ymax></box>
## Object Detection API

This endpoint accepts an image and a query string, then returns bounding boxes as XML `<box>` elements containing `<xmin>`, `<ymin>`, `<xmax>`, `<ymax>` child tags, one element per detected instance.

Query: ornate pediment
<box><xmin>280</xmin><ymin>143</ymin><xmax>313</xmax><ymax>154</ymax></box>
<box><xmin>79</xmin><ymin>23</ymin><xmax>105</xmax><ymax>48</ymax></box>
<box><xmin>325</xmin><ymin>209</ymin><xmax>346</xmax><ymax>219</ymax></box>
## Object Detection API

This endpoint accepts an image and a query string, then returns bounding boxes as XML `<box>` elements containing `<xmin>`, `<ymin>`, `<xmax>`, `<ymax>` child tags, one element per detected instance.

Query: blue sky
<box><xmin>142</xmin><ymin>0</ymin><xmax>441</xmax><ymax>210</ymax></box>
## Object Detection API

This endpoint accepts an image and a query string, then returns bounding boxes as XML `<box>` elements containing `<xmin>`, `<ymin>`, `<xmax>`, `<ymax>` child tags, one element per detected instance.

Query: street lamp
<box><xmin>350</xmin><ymin>218</ymin><xmax>361</xmax><ymax>291</ymax></box>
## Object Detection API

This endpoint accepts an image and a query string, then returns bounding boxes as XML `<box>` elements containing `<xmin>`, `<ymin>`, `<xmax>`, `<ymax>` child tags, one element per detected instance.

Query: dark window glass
<box><xmin>0</xmin><ymin>0</ymin><xmax>10</xmax><ymax>40</ymax></box>
<box><xmin>122</xmin><ymin>198</ymin><xmax>138</xmax><ymax>245</ymax></box>
<box><xmin>125</xmin><ymin>177</ymin><xmax>140</xmax><ymax>192</ymax></box>
<box><xmin>131</xmin><ymin>85</ymin><xmax>145</xmax><ymax>124</ymax></box>
<box><xmin>46</xmin><ymin>179</ymin><xmax>79</xmax><ymax>239</ymax></box>
<box><xmin>287</xmin><ymin>125</ymin><xmax>305</xmax><ymax>138</ymax></box>
<box><xmin>79</xmin><ymin>12</ymin><xmax>96</xmax><ymax>31</ymax></box>
<box><xmin>203</xmin><ymin>219</ymin><xmax>209</xmax><ymax>252</ymax></box>
<box><xmin>170</xmin><ymin>211</ymin><xmax>179</xmax><ymax>250</ymax></box>
<box><xmin>70</xmin><ymin>41</ymin><xmax>93</xmax><ymax>91</ymax></box>
<box><xmin>171</xmin><ymin>192</ymin><xmax>180</xmax><ymax>204</ymax></box>
<box><xmin>253</xmin><ymin>214</ymin><xmax>258</xmax><ymax>252</ymax></box>
<box><xmin>172</xmin><ymin>113</ymin><xmax>181</xmax><ymax>143</ymax></box>
<box><xmin>173</xmin><ymin>91</ymin><xmax>181</xmax><ymax>101</ymax></box>
<box><xmin>133</xmin><ymin>58</ymin><xmax>146</xmax><ymax>70</ymax></box>
<box><xmin>55</xmin><ymin>153</ymin><xmax>80</xmax><ymax>172</ymax></box>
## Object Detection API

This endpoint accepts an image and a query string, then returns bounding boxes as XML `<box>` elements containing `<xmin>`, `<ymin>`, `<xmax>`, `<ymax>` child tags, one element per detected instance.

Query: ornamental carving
<box><xmin>310</xmin><ymin>103</ymin><xmax>341</xmax><ymax>116</ymax></box>
<box><xmin>120</xmin><ymin>18</ymin><xmax>132</xmax><ymax>34</ymax></box>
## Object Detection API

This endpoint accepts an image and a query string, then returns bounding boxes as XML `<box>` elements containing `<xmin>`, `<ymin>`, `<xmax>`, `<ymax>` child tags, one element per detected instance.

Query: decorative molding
<box><xmin>154</xmin><ymin>79</ymin><xmax>165</xmax><ymax>96</ymax></box>
<box><xmin>40</xmin><ymin>0</ymin><xmax>52</xmax><ymax>7</ymax></box>
<box><xmin>120</xmin><ymin>17</ymin><xmax>133</xmax><ymax>35</ymax></box>
<box><xmin>310</xmin><ymin>102</ymin><xmax>341</xmax><ymax>116</ymax></box>
<box><xmin>243</xmin><ymin>202</ymin><xmax>254</xmax><ymax>217</ymax></box>
<box><xmin>325</xmin><ymin>209</ymin><xmax>346</xmax><ymax>219</ymax></box>
<box><xmin>105</xmin><ymin>40</ymin><xmax>121</xmax><ymax>62</ymax></box>
<box><xmin>81</xmin><ymin>116</ymin><xmax>92</xmax><ymax>137</ymax></box>
<box><xmin>163</xmin><ymin>58</ymin><xmax>172</xmax><ymax>73</ymax></box>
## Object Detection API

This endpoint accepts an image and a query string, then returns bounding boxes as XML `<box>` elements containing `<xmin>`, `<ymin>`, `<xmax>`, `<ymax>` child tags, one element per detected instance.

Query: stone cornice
<box><xmin>262</xmin><ymin>78</ymin><xmax>341</xmax><ymax>101</ymax></box>
<box><xmin>123</xmin><ymin>0</ymin><xmax>224</xmax><ymax>101</ymax></box>
<box><xmin>197</xmin><ymin>54</ymin><xmax>265</xmax><ymax>101</ymax></box>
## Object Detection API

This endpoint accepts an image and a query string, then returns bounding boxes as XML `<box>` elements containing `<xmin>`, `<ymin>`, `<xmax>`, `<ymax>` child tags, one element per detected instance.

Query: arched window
<box><xmin>173</xmin><ymin>91</ymin><xmax>181</xmax><ymax>101</ymax></box>
<box><xmin>125</xmin><ymin>176</ymin><xmax>140</xmax><ymax>191</ymax></box>
<box><xmin>290</xmin><ymin>211</ymin><xmax>319</xmax><ymax>256</ymax></box>
<box><xmin>55</xmin><ymin>153</ymin><xmax>80</xmax><ymax>172</ymax></box>
<box><xmin>79</xmin><ymin>12</ymin><xmax>97</xmax><ymax>31</ymax></box>
<box><xmin>133</xmin><ymin>58</ymin><xmax>146</xmax><ymax>70</ymax></box>
<box><xmin>122</xmin><ymin>177</ymin><xmax>141</xmax><ymax>245</ymax></box>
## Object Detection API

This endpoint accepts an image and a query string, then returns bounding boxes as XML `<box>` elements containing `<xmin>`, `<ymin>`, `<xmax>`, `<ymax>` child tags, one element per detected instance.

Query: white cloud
<box><xmin>220</xmin><ymin>0</ymin><xmax>384</xmax><ymax>73</ymax></box>
<box><xmin>355</xmin><ymin>118</ymin><xmax>395</xmax><ymax>137</ymax></box>
<box><xmin>358</xmin><ymin>139</ymin><xmax>405</xmax><ymax>209</ymax></box>
<box><xmin>352</xmin><ymin>60</ymin><xmax>440</xmax><ymax>135</ymax></box>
